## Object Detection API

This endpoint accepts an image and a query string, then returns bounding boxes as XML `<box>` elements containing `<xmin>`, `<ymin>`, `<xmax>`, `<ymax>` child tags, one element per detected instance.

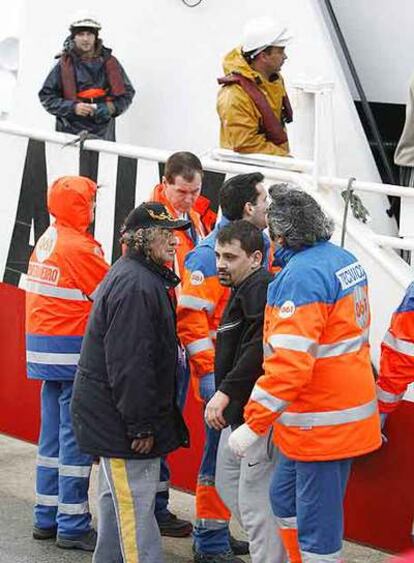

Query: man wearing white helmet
<box><xmin>217</xmin><ymin>16</ymin><xmax>292</xmax><ymax>156</ymax></box>
<box><xmin>39</xmin><ymin>11</ymin><xmax>135</xmax><ymax>141</ymax></box>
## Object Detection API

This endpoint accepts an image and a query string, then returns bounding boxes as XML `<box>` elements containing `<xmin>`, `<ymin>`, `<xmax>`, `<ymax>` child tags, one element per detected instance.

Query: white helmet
<box><xmin>242</xmin><ymin>17</ymin><xmax>291</xmax><ymax>57</ymax></box>
<box><xmin>69</xmin><ymin>11</ymin><xmax>101</xmax><ymax>32</ymax></box>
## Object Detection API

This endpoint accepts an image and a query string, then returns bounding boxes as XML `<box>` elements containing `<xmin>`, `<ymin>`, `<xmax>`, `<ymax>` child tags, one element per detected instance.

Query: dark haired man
<box><xmin>205</xmin><ymin>220</ymin><xmax>284</xmax><ymax>563</ymax></box>
<box><xmin>150</xmin><ymin>152</ymin><xmax>216</xmax><ymax>273</ymax></box>
<box><xmin>217</xmin><ymin>16</ymin><xmax>292</xmax><ymax>155</ymax></box>
<box><xmin>71</xmin><ymin>202</ymin><xmax>190</xmax><ymax>563</ymax></box>
<box><xmin>229</xmin><ymin>184</ymin><xmax>381</xmax><ymax>562</ymax></box>
<box><xmin>177</xmin><ymin>172</ymin><xmax>268</xmax><ymax>562</ymax></box>
<box><xmin>39</xmin><ymin>11</ymin><xmax>135</xmax><ymax>140</ymax></box>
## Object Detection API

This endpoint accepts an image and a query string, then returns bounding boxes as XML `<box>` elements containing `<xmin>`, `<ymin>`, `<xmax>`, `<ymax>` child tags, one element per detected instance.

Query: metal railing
<box><xmin>0</xmin><ymin>121</ymin><xmax>413</xmax><ymax>267</ymax></box>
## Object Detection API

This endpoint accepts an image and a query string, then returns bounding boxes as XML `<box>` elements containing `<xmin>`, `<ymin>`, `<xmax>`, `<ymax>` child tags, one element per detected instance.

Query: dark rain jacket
<box><xmin>39</xmin><ymin>39</ymin><xmax>135</xmax><ymax>140</ymax></box>
<box><xmin>71</xmin><ymin>252</ymin><xmax>190</xmax><ymax>459</ymax></box>
<box><xmin>214</xmin><ymin>267</ymin><xmax>273</xmax><ymax>426</ymax></box>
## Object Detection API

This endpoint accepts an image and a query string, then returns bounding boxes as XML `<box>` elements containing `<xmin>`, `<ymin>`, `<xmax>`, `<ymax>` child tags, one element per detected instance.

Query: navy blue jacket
<box><xmin>71</xmin><ymin>252</ymin><xmax>189</xmax><ymax>459</ymax></box>
<box><xmin>39</xmin><ymin>40</ymin><xmax>135</xmax><ymax>140</ymax></box>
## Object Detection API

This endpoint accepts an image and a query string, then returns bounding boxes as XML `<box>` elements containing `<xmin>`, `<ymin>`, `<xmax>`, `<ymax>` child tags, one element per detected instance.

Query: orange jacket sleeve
<box><xmin>244</xmin><ymin>272</ymin><xmax>328</xmax><ymax>436</ymax></box>
<box><xmin>377</xmin><ymin>284</ymin><xmax>414</xmax><ymax>412</ymax></box>
<box><xmin>177</xmin><ymin>245</ymin><xmax>226</xmax><ymax>380</ymax></box>
<box><xmin>64</xmin><ymin>234</ymin><xmax>110</xmax><ymax>299</ymax></box>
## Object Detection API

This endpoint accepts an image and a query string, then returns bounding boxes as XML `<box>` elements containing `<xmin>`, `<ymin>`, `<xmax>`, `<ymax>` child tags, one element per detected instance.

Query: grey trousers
<box><xmin>93</xmin><ymin>457</ymin><xmax>164</xmax><ymax>563</ymax></box>
<box><xmin>216</xmin><ymin>426</ymin><xmax>285</xmax><ymax>563</ymax></box>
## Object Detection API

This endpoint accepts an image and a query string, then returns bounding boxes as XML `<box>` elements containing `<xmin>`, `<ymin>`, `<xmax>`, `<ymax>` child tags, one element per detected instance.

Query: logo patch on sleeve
<box><xmin>335</xmin><ymin>261</ymin><xmax>366</xmax><ymax>290</ymax></box>
<box><xmin>279</xmin><ymin>300</ymin><xmax>296</xmax><ymax>318</ymax></box>
<box><xmin>190</xmin><ymin>270</ymin><xmax>205</xmax><ymax>286</ymax></box>
<box><xmin>353</xmin><ymin>285</ymin><xmax>369</xmax><ymax>329</ymax></box>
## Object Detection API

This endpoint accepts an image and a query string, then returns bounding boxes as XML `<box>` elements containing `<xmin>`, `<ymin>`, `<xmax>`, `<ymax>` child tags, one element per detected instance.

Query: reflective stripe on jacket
<box><xmin>244</xmin><ymin>241</ymin><xmax>381</xmax><ymax>461</ymax></box>
<box><xmin>217</xmin><ymin>48</ymin><xmax>290</xmax><ymax>156</ymax></box>
<box><xmin>377</xmin><ymin>282</ymin><xmax>414</xmax><ymax>412</ymax></box>
<box><xmin>24</xmin><ymin>177</ymin><xmax>110</xmax><ymax>381</ymax></box>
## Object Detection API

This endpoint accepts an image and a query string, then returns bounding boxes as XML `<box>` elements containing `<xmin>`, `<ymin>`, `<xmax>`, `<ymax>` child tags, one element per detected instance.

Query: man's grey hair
<box><xmin>267</xmin><ymin>183</ymin><xmax>334</xmax><ymax>249</ymax></box>
<box><xmin>120</xmin><ymin>226</ymin><xmax>160</xmax><ymax>258</ymax></box>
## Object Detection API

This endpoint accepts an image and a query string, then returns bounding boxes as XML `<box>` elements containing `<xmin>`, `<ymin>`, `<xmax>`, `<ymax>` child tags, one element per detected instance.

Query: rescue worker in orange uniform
<box><xmin>39</xmin><ymin>11</ymin><xmax>135</xmax><ymax>140</ymax></box>
<box><xmin>377</xmin><ymin>282</ymin><xmax>414</xmax><ymax>426</ymax></box>
<box><xmin>177</xmin><ymin>172</ymin><xmax>269</xmax><ymax>563</ymax></box>
<box><xmin>229</xmin><ymin>183</ymin><xmax>381</xmax><ymax>562</ymax></box>
<box><xmin>149</xmin><ymin>151</ymin><xmax>215</xmax><ymax>537</ymax></box>
<box><xmin>217</xmin><ymin>17</ymin><xmax>292</xmax><ymax>156</ymax></box>
<box><xmin>23</xmin><ymin>176</ymin><xmax>109</xmax><ymax>550</ymax></box>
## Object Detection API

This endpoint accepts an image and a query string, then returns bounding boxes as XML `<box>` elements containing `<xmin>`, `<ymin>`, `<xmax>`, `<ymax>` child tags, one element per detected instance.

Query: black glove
<box><xmin>94</xmin><ymin>103</ymin><xmax>111</xmax><ymax>123</ymax></box>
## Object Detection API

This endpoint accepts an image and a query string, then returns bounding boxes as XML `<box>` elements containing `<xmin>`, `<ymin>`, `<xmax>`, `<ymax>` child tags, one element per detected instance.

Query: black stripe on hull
<box><xmin>112</xmin><ymin>156</ymin><xmax>137</xmax><ymax>262</ymax></box>
<box><xmin>3</xmin><ymin>140</ymin><xmax>49</xmax><ymax>286</ymax></box>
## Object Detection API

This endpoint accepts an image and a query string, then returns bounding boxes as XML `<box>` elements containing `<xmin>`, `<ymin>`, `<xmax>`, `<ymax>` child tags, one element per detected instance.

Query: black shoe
<box><xmin>229</xmin><ymin>534</ymin><xmax>249</xmax><ymax>556</ymax></box>
<box><xmin>33</xmin><ymin>526</ymin><xmax>57</xmax><ymax>540</ymax></box>
<box><xmin>56</xmin><ymin>529</ymin><xmax>97</xmax><ymax>552</ymax></box>
<box><xmin>157</xmin><ymin>511</ymin><xmax>193</xmax><ymax>537</ymax></box>
<box><xmin>193</xmin><ymin>550</ymin><xmax>245</xmax><ymax>563</ymax></box>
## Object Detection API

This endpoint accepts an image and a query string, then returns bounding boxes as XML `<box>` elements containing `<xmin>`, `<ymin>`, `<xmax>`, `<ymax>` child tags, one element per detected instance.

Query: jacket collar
<box><xmin>273</xmin><ymin>242</ymin><xmax>326</xmax><ymax>269</ymax></box>
<box><xmin>273</xmin><ymin>246</ymin><xmax>297</xmax><ymax>268</ymax></box>
<box><xmin>127</xmin><ymin>250</ymin><xmax>180</xmax><ymax>289</ymax></box>
<box><xmin>232</xmin><ymin>266</ymin><xmax>266</xmax><ymax>291</ymax></box>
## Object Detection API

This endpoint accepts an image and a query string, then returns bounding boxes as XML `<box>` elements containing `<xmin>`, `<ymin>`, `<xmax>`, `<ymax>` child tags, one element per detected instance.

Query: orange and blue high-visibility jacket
<box><xmin>377</xmin><ymin>282</ymin><xmax>414</xmax><ymax>413</ymax></box>
<box><xmin>244</xmin><ymin>241</ymin><xmax>381</xmax><ymax>461</ymax></box>
<box><xmin>23</xmin><ymin>176</ymin><xmax>110</xmax><ymax>380</ymax></box>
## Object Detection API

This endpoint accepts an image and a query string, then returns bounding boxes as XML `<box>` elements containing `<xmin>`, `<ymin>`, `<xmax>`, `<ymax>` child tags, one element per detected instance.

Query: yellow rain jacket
<box><xmin>217</xmin><ymin>48</ymin><xmax>290</xmax><ymax>156</ymax></box>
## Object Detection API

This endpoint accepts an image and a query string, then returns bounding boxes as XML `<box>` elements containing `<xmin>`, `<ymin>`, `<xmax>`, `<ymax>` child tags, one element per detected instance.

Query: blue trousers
<box><xmin>193</xmin><ymin>423</ymin><xmax>231</xmax><ymax>555</ymax></box>
<box><xmin>34</xmin><ymin>381</ymin><xmax>93</xmax><ymax>537</ymax></box>
<box><xmin>270</xmin><ymin>451</ymin><xmax>351</xmax><ymax>560</ymax></box>
<box><xmin>155</xmin><ymin>354</ymin><xmax>190</xmax><ymax>522</ymax></box>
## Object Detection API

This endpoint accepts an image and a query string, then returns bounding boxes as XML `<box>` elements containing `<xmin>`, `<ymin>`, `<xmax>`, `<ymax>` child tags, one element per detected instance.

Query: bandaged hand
<box><xmin>228</xmin><ymin>423</ymin><xmax>260</xmax><ymax>458</ymax></box>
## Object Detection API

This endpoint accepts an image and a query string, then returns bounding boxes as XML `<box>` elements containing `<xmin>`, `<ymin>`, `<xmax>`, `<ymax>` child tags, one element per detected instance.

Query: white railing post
<box><xmin>399</xmin><ymin>194</ymin><xmax>414</xmax><ymax>264</ymax></box>
<box><xmin>290</xmin><ymin>80</ymin><xmax>336</xmax><ymax>187</ymax></box>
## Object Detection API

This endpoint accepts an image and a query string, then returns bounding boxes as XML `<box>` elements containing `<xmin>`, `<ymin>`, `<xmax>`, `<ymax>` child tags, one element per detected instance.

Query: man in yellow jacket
<box><xmin>217</xmin><ymin>17</ymin><xmax>292</xmax><ymax>156</ymax></box>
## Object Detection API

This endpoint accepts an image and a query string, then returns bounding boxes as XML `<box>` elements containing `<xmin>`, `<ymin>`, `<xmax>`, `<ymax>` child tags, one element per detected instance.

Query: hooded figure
<box><xmin>24</xmin><ymin>176</ymin><xmax>109</xmax><ymax>551</ymax></box>
<box><xmin>38</xmin><ymin>13</ymin><xmax>135</xmax><ymax>140</ymax></box>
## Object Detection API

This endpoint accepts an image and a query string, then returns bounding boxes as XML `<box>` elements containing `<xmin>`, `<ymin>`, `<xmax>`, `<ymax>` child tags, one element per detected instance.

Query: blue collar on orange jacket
<box><xmin>198</xmin><ymin>216</ymin><xmax>230</xmax><ymax>250</ymax></box>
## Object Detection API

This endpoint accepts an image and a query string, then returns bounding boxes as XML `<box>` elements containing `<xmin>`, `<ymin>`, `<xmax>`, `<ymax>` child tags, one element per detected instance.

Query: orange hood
<box><xmin>48</xmin><ymin>176</ymin><xmax>97</xmax><ymax>232</ymax></box>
